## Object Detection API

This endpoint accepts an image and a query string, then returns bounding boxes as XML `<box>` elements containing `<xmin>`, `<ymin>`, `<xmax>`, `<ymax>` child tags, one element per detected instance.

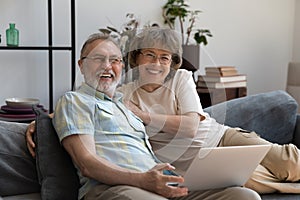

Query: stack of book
<box><xmin>197</xmin><ymin>66</ymin><xmax>247</xmax><ymax>89</ymax></box>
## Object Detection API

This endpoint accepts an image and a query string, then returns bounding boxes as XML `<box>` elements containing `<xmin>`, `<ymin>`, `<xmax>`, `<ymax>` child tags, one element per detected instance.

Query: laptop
<box><xmin>178</xmin><ymin>144</ymin><xmax>271</xmax><ymax>191</ymax></box>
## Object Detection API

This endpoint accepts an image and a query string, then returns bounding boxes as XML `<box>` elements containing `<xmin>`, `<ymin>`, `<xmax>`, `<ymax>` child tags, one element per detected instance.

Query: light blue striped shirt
<box><xmin>53</xmin><ymin>83</ymin><xmax>158</xmax><ymax>199</ymax></box>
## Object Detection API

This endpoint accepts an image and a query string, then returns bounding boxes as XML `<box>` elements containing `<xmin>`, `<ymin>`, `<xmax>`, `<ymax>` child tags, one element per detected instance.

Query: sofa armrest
<box><xmin>292</xmin><ymin>114</ymin><xmax>300</xmax><ymax>148</ymax></box>
<box><xmin>204</xmin><ymin>90</ymin><xmax>298</xmax><ymax>144</ymax></box>
<box><xmin>0</xmin><ymin>120</ymin><xmax>40</xmax><ymax>196</ymax></box>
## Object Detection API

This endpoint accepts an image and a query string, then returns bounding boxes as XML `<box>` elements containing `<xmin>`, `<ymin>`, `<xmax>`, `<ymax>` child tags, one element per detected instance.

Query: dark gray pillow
<box><xmin>33</xmin><ymin>106</ymin><xmax>80</xmax><ymax>200</ymax></box>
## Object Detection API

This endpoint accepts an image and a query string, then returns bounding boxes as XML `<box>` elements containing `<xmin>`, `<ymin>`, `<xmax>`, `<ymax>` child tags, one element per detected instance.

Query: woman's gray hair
<box><xmin>128</xmin><ymin>27</ymin><xmax>182</xmax><ymax>70</ymax></box>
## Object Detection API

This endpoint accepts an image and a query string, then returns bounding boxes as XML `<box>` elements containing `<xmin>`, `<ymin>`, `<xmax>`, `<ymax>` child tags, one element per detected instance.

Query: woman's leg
<box><xmin>219</xmin><ymin>128</ymin><xmax>300</xmax><ymax>182</ymax></box>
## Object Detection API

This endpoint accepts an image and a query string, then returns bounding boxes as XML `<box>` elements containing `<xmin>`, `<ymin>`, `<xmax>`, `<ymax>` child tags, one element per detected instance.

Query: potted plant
<box><xmin>162</xmin><ymin>0</ymin><xmax>212</xmax><ymax>71</ymax></box>
<box><xmin>99</xmin><ymin>13</ymin><xmax>158</xmax><ymax>66</ymax></box>
<box><xmin>99</xmin><ymin>13</ymin><xmax>139</xmax><ymax>59</ymax></box>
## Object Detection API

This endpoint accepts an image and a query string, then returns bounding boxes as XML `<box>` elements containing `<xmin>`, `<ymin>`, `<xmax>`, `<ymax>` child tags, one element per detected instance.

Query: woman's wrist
<box><xmin>140</xmin><ymin>111</ymin><xmax>151</xmax><ymax>125</ymax></box>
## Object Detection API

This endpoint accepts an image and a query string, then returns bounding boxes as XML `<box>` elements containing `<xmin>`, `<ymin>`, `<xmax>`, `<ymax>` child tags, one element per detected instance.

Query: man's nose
<box><xmin>101</xmin><ymin>59</ymin><xmax>113</xmax><ymax>69</ymax></box>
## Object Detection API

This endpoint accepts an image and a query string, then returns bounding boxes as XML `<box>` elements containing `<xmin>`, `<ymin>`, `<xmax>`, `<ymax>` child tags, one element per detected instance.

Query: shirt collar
<box><xmin>78</xmin><ymin>82</ymin><xmax>123</xmax><ymax>102</ymax></box>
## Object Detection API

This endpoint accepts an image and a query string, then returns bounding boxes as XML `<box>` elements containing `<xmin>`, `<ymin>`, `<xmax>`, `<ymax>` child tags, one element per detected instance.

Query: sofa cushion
<box><xmin>33</xmin><ymin>107</ymin><xmax>80</xmax><ymax>200</ymax></box>
<box><xmin>0</xmin><ymin>121</ymin><xmax>40</xmax><ymax>196</ymax></box>
<box><xmin>261</xmin><ymin>193</ymin><xmax>300</xmax><ymax>199</ymax></box>
<box><xmin>204</xmin><ymin>90</ymin><xmax>298</xmax><ymax>144</ymax></box>
<box><xmin>2</xmin><ymin>193</ymin><xmax>41</xmax><ymax>200</ymax></box>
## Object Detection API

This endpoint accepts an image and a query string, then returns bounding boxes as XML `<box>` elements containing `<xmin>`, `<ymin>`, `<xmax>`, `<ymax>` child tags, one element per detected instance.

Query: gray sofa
<box><xmin>0</xmin><ymin>90</ymin><xmax>300</xmax><ymax>199</ymax></box>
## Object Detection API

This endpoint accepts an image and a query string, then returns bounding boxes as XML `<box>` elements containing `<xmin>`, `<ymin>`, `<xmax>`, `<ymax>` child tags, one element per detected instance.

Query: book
<box><xmin>205</xmin><ymin>66</ymin><xmax>238</xmax><ymax>76</ymax></box>
<box><xmin>198</xmin><ymin>74</ymin><xmax>246</xmax><ymax>83</ymax></box>
<box><xmin>205</xmin><ymin>66</ymin><xmax>236</xmax><ymax>72</ymax></box>
<box><xmin>205</xmin><ymin>70</ymin><xmax>238</xmax><ymax>77</ymax></box>
<box><xmin>197</xmin><ymin>80</ymin><xmax>247</xmax><ymax>89</ymax></box>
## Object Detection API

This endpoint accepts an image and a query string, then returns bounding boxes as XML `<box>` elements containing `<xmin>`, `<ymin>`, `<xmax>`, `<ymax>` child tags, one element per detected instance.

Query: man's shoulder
<box><xmin>57</xmin><ymin>90</ymin><xmax>95</xmax><ymax>108</ymax></box>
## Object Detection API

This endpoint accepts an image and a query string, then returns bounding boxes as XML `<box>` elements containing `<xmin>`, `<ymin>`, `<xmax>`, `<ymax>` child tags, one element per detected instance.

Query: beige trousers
<box><xmin>84</xmin><ymin>184</ymin><xmax>261</xmax><ymax>200</ymax></box>
<box><xmin>219</xmin><ymin>128</ymin><xmax>300</xmax><ymax>193</ymax></box>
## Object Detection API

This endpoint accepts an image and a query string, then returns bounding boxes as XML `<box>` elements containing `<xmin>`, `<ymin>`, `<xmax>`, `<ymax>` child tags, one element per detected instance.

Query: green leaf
<box><xmin>194</xmin><ymin>33</ymin><xmax>208</xmax><ymax>45</ymax></box>
<box><xmin>98</xmin><ymin>29</ymin><xmax>111</xmax><ymax>34</ymax></box>
<box><xmin>107</xmin><ymin>26</ymin><xmax>119</xmax><ymax>33</ymax></box>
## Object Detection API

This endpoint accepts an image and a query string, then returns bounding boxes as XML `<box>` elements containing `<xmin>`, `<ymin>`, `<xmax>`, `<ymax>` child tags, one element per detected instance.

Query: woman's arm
<box><xmin>124</xmin><ymin>101</ymin><xmax>202</xmax><ymax>138</ymax></box>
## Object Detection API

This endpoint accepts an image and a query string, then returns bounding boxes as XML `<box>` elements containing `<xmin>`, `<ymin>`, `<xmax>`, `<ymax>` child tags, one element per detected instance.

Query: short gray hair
<box><xmin>128</xmin><ymin>28</ymin><xmax>182</xmax><ymax>70</ymax></box>
<box><xmin>80</xmin><ymin>33</ymin><xmax>120</xmax><ymax>59</ymax></box>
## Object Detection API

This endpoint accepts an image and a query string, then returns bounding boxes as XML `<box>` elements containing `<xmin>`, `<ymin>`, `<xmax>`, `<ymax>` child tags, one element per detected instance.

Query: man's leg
<box><xmin>175</xmin><ymin>187</ymin><xmax>261</xmax><ymax>200</ymax></box>
<box><xmin>84</xmin><ymin>185</ymin><xmax>168</xmax><ymax>200</ymax></box>
<box><xmin>85</xmin><ymin>184</ymin><xmax>260</xmax><ymax>200</ymax></box>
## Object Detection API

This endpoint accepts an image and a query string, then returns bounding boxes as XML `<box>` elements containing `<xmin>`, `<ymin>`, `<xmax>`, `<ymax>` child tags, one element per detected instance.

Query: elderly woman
<box><xmin>118</xmin><ymin>27</ymin><xmax>300</xmax><ymax>194</ymax></box>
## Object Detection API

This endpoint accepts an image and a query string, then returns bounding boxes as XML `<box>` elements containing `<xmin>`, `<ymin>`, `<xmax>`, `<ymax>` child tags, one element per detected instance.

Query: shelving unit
<box><xmin>0</xmin><ymin>0</ymin><xmax>76</xmax><ymax>112</ymax></box>
<box><xmin>197</xmin><ymin>87</ymin><xmax>247</xmax><ymax>108</ymax></box>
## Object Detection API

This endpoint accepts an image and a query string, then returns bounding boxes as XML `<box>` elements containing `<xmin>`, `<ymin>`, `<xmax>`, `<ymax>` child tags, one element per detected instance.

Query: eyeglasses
<box><xmin>81</xmin><ymin>55</ymin><xmax>123</xmax><ymax>66</ymax></box>
<box><xmin>139</xmin><ymin>52</ymin><xmax>172</xmax><ymax>65</ymax></box>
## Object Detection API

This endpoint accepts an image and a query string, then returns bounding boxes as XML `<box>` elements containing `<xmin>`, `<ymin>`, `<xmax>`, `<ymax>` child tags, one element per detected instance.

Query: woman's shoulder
<box><xmin>173</xmin><ymin>69</ymin><xmax>193</xmax><ymax>83</ymax></box>
<box><xmin>175</xmin><ymin>69</ymin><xmax>193</xmax><ymax>78</ymax></box>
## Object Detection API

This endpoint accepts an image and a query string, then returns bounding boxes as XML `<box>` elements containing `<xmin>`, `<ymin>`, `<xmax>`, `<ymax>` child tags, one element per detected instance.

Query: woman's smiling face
<box><xmin>136</xmin><ymin>48</ymin><xmax>172</xmax><ymax>90</ymax></box>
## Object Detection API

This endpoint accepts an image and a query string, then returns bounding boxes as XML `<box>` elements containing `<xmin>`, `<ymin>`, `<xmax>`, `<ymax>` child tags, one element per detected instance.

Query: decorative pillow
<box><xmin>33</xmin><ymin>106</ymin><xmax>80</xmax><ymax>200</ymax></box>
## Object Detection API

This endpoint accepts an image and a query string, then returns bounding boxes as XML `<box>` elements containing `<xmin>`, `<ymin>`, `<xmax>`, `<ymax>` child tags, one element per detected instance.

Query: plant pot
<box><xmin>181</xmin><ymin>45</ymin><xmax>200</xmax><ymax>72</ymax></box>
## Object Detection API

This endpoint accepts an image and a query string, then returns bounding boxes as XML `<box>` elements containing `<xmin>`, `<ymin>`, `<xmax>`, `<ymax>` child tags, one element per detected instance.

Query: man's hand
<box><xmin>138</xmin><ymin>163</ymin><xmax>188</xmax><ymax>198</ymax></box>
<box><xmin>26</xmin><ymin>121</ymin><xmax>36</xmax><ymax>157</ymax></box>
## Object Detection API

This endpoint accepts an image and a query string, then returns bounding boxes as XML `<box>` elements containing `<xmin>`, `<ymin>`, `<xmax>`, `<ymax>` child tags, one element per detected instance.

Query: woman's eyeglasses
<box><xmin>139</xmin><ymin>52</ymin><xmax>172</xmax><ymax>65</ymax></box>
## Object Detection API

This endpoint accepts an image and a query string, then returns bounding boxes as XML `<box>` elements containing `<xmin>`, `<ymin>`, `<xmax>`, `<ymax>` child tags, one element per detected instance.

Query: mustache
<box><xmin>96</xmin><ymin>70</ymin><xmax>116</xmax><ymax>78</ymax></box>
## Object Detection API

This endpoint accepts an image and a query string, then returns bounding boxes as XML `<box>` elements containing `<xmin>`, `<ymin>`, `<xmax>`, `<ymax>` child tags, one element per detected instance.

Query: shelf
<box><xmin>197</xmin><ymin>87</ymin><xmax>247</xmax><ymax>108</ymax></box>
<box><xmin>0</xmin><ymin>46</ymin><xmax>72</xmax><ymax>50</ymax></box>
<box><xmin>1</xmin><ymin>0</ymin><xmax>75</xmax><ymax>113</ymax></box>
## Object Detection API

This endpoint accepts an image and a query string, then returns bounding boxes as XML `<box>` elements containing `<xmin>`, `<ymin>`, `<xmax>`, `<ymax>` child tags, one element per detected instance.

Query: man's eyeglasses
<box><xmin>139</xmin><ymin>52</ymin><xmax>172</xmax><ymax>65</ymax></box>
<box><xmin>81</xmin><ymin>55</ymin><xmax>123</xmax><ymax>66</ymax></box>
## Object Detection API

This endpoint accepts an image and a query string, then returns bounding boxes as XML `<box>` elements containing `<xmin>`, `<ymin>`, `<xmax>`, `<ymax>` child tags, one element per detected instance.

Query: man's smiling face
<box><xmin>79</xmin><ymin>39</ymin><xmax>123</xmax><ymax>97</ymax></box>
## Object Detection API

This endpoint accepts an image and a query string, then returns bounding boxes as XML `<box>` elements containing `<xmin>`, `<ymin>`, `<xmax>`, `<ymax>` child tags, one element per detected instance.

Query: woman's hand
<box><xmin>124</xmin><ymin>100</ymin><xmax>200</xmax><ymax>137</ymax></box>
<box><xmin>26</xmin><ymin>120</ymin><xmax>36</xmax><ymax>157</ymax></box>
<box><xmin>124</xmin><ymin>100</ymin><xmax>154</xmax><ymax>126</ymax></box>
<box><xmin>124</xmin><ymin>100</ymin><xmax>144</xmax><ymax>117</ymax></box>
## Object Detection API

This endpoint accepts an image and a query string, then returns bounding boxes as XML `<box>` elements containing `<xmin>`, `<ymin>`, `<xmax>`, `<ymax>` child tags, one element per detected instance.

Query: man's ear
<box><xmin>78</xmin><ymin>59</ymin><xmax>84</xmax><ymax>74</ymax></box>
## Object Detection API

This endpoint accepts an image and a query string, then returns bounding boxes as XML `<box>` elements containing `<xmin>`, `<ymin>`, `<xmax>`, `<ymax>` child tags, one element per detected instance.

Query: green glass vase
<box><xmin>6</xmin><ymin>23</ymin><xmax>19</xmax><ymax>46</ymax></box>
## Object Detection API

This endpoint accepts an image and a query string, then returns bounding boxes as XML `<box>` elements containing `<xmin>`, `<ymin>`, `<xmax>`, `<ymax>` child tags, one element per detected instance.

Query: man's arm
<box><xmin>26</xmin><ymin>113</ymin><xmax>54</xmax><ymax>157</ymax></box>
<box><xmin>62</xmin><ymin>134</ymin><xmax>188</xmax><ymax>198</ymax></box>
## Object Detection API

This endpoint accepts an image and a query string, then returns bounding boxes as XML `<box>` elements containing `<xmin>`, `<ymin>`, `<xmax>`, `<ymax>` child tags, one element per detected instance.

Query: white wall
<box><xmin>293</xmin><ymin>0</ymin><xmax>300</xmax><ymax>62</ymax></box>
<box><xmin>0</xmin><ymin>0</ymin><xmax>298</xmax><ymax>109</ymax></box>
